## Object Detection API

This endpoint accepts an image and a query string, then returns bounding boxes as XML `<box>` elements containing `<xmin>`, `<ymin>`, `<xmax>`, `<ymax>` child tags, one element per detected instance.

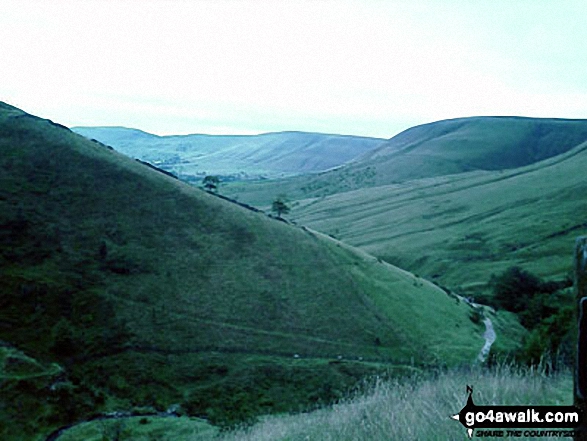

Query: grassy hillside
<box><xmin>223</xmin><ymin>116</ymin><xmax>587</xmax><ymax>207</ymax></box>
<box><xmin>360</xmin><ymin>116</ymin><xmax>587</xmax><ymax>173</ymax></box>
<box><xmin>0</xmin><ymin>103</ymin><xmax>484</xmax><ymax>440</ymax></box>
<box><xmin>290</xmin><ymin>139</ymin><xmax>587</xmax><ymax>295</ymax></box>
<box><xmin>72</xmin><ymin>126</ymin><xmax>385</xmax><ymax>182</ymax></box>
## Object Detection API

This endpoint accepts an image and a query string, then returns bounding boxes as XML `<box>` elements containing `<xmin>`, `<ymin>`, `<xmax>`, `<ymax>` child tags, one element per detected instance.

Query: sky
<box><xmin>1</xmin><ymin>0</ymin><xmax>587</xmax><ymax>138</ymax></box>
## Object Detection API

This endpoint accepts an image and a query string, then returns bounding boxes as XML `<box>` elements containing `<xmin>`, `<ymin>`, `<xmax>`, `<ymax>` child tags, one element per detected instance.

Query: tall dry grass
<box><xmin>214</xmin><ymin>363</ymin><xmax>572</xmax><ymax>441</ymax></box>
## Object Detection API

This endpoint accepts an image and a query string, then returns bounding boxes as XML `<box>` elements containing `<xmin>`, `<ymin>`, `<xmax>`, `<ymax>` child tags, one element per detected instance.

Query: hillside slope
<box><xmin>291</xmin><ymin>139</ymin><xmax>587</xmax><ymax>294</ymax></box>
<box><xmin>224</xmin><ymin>116</ymin><xmax>587</xmax><ymax>206</ymax></box>
<box><xmin>72</xmin><ymin>126</ymin><xmax>385</xmax><ymax>182</ymax></box>
<box><xmin>359</xmin><ymin>116</ymin><xmax>587</xmax><ymax>173</ymax></box>
<box><xmin>0</xmin><ymin>103</ymin><xmax>482</xmax><ymax>440</ymax></box>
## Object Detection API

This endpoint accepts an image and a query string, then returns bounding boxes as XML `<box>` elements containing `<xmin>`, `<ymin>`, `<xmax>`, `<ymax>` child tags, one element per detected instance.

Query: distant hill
<box><xmin>0</xmin><ymin>103</ymin><xmax>483</xmax><ymax>440</ymax></box>
<box><xmin>72</xmin><ymin>126</ymin><xmax>385</xmax><ymax>182</ymax></box>
<box><xmin>223</xmin><ymin>116</ymin><xmax>587</xmax><ymax>206</ymax></box>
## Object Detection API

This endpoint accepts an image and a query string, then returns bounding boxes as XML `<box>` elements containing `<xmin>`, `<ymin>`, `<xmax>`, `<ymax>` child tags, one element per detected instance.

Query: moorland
<box><xmin>2</xmin><ymin>103</ymin><xmax>585</xmax><ymax>440</ymax></box>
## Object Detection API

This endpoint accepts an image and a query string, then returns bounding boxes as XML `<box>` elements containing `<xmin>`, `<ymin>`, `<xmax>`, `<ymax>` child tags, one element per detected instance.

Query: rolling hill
<box><xmin>290</xmin><ymin>138</ymin><xmax>587</xmax><ymax>295</ymax></box>
<box><xmin>223</xmin><ymin>116</ymin><xmax>587</xmax><ymax>207</ymax></box>
<box><xmin>0</xmin><ymin>103</ymin><xmax>484</xmax><ymax>440</ymax></box>
<box><xmin>72</xmin><ymin>126</ymin><xmax>385</xmax><ymax>182</ymax></box>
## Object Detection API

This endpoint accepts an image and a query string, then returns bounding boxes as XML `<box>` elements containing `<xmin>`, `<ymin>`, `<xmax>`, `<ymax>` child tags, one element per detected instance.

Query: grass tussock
<box><xmin>215</xmin><ymin>363</ymin><xmax>571</xmax><ymax>441</ymax></box>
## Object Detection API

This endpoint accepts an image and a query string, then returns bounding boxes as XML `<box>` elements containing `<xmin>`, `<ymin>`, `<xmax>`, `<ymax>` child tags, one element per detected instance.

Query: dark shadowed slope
<box><xmin>0</xmin><ymin>103</ymin><xmax>482</xmax><ymax>440</ymax></box>
<box><xmin>72</xmin><ymin>126</ymin><xmax>385</xmax><ymax>181</ymax></box>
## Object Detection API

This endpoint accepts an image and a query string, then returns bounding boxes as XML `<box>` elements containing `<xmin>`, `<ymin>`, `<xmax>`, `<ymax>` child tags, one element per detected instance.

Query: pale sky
<box><xmin>1</xmin><ymin>0</ymin><xmax>586</xmax><ymax>138</ymax></box>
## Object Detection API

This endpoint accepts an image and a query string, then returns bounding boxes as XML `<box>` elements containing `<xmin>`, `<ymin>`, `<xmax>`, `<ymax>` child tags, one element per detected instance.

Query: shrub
<box><xmin>489</xmin><ymin>267</ymin><xmax>575</xmax><ymax>368</ymax></box>
<box><xmin>490</xmin><ymin>266</ymin><xmax>542</xmax><ymax>312</ymax></box>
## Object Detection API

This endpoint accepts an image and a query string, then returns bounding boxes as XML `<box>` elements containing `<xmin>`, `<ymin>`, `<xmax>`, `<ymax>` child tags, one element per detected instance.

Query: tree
<box><xmin>490</xmin><ymin>266</ymin><xmax>541</xmax><ymax>312</ymax></box>
<box><xmin>202</xmin><ymin>175</ymin><xmax>220</xmax><ymax>192</ymax></box>
<box><xmin>271</xmin><ymin>197</ymin><xmax>290</xmax><ymax>218</ymax></box>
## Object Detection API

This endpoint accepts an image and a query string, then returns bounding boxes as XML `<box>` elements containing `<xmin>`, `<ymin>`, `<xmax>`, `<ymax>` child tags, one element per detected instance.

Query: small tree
<box><xmin>202</xmin><ymin>175</ymin><xmax>220</xmax><ymax>192</ymax></box>
<box><xmin>271</xmin><ymin>197</ymin><xmax>290</xmax><ymax>218</ymax></box>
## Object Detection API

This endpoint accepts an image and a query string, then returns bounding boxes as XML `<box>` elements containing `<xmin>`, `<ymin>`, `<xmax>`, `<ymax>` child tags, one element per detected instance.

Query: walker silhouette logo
<box><xmin>450</xmin><ymin>386</ymin><xmax>583</xmax><ymax>438</ymax></box>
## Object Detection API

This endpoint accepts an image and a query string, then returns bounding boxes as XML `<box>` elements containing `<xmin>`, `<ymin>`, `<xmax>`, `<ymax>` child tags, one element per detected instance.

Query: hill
<box><xmin>223</xmin><ymin>116</ymin><xmax>587</xmax><ymax>206</ymax></box>
<box><xmin>0</xmin><ymin>103</ymin><xmax>484</xmax><ymax>440</ymax></box>
<box><xmin>358</xmin><ymin>115</ymin><xmax>587</xmax><ymax>175</ymax></box>
<box><xmin>290</xmin><ymin>138</ymin><xmax>587</xmax><ymax>295</ymax></box>
<box><xmin>72</xmin><ymin>126</ymin><xmax>385</xmax><ymax>182</ymax></box>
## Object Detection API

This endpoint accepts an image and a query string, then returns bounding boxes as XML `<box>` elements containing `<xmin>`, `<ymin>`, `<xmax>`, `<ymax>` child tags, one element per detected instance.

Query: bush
<box><xmin>521</xmin><ymin>304</ymin><xmax>575</xmax><ymax>367</ymax></box>
<box><xmin>490</xmin><ymin>266</ymin><xmax>542</xmax><ymax>312</ymax></box>
<box><xmin>489</xmin><ymin>267</ymin><xmax>575</xmax><ymax>368</ymax></box>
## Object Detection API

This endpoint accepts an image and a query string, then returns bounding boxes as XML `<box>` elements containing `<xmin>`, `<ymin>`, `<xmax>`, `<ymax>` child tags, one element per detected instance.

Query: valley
<box><xmin>0</xmin><ymin>103</ymin><xmax>487</xmax><ymax>440</ymax></box>
<box><xmin>222</xmin><ymin>116</ymin><xmax>587</xmax><ymax>206</ymax></box>
<box><xmin>220</xmin><ymin>117</ymin><xmax>587</xmax><ymax>297</ymax></box>
<box><xmin>288</xmin><ymin>139</ymin><xmax>587</xmax><ymax>295</ymax></box>
<box><xmin>5</xmin><ymin>1</ymin><xmax>585</xmax><ymax>439</ymax></box>
<box><xmin>72</xmin><ymin>126</ymin><xmax>385</xmax><ymax>183</ymax></box>
<box><xmin>2</xmin><ymin>103</ymin><xmax>585</xmax><ymax>440</ymax></box>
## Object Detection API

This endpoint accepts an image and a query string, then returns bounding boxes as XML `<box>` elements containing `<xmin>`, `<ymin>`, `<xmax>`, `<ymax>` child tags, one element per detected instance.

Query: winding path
<box><xmin>477</xmin><ymin>316</ymin><xmax>496</xmax><ymax>363</ymax></box>
<box><xmin>457</xmin><ymin>295</ymin><xmax>497</xmax><ymax>362</ymax></box>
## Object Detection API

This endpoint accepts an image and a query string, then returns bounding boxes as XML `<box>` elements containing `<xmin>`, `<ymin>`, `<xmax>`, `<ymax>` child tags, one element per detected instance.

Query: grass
<box><xmin>55</xmin><ymin>416</ymin><xmax>218</xmax><ymax>441</ymax></box>
<box><xmin>0</xmin><ymin>102</ymin><xmax>487</xmax><ymax>440</ymax></box>
<box><xmin>5</xmin><ymin>106</ymin><xmax>580</xmax><ymax>441</ymax></box>
<box><xmin>285</xmin><ymin>139</ymin><xmax>587</xmax><ymax>296</ymax></box>
<box><xmin>55</xmin><ymin>363</ymin><xmax>573</xmax><ymax>441</ymax></box>
<box><xmin>484</xmin><ymin>310</ymin><xmax>527</xmax><ymax>359</ymax></box>
<box><xmin>221</xmin><ymin>117</ymin><xmax>587</xmax><ymax>298</ymax></box>
<box><xmin>216</xmin><ymin>363</ymin><xmax>573</xmax><ymax>441</ymax></box>
<box><xmin>0</xmin><ymin>346</ymin><xmax>62</xmax><ymax>380</ymax></box>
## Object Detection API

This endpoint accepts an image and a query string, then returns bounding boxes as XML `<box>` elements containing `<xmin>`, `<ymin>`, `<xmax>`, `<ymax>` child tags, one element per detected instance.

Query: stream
<box><xmin>477</xmin><ymin>316</ymin><xmax>496</xmax><ymax>363</ymax></box>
